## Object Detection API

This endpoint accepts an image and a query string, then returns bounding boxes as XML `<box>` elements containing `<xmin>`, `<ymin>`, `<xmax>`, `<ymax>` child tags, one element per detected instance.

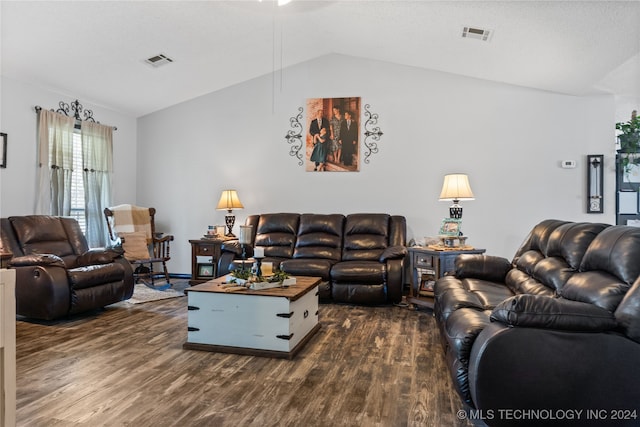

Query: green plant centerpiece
<box><xmin>616</xmin><ymin>110</ymin><xmax>640</xmax><ymax>174</ymax></box>
<box><xmin>229</xmin><ymin>267</ymin><xmax>290</xmax><ymax>285</ymax></box>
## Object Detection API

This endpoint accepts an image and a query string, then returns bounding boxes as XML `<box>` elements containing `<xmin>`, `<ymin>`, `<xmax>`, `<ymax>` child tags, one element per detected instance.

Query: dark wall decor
<box><xmin>284</xmin><ymin>100</ymin><xmax>383</xmax><ymax>170</ymax></box>
<box><xmin>0</xmin><ymin>133</ymin><xmax>6</xmax><ymax>168</ymax></box>
<box><xmin>285</xmin><ymin>107</ymin><xmax>304</xmax><ymax>166</ymax></box>
<box><xmin>363</xmin><ymin>104</ymin><xmax>383</xmax><ymax>164</ymax></box>
<box><xmin>587</xmin><ymin>154</ymin><xmax>604</xmax><ymax>213</ymax></box>
<box><xmin>34</xmin><ymin>99</ymin><xmax>117</xmax><ymax>130</ymax></box>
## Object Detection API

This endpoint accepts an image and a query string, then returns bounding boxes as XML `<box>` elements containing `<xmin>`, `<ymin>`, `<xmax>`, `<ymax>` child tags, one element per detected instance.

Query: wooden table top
<box><xmin>185</xmin><ymin>276</ymin><xmax>321</xmax><ymax>301</ymax></box>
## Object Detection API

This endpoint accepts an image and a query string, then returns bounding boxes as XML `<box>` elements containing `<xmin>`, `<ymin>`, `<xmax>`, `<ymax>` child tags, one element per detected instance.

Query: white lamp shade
<box><xmin>439</xmin><ymin>174</ymin><xmax>475</xmax><ymax>201</ymax></box>
<box><xmin>216</xmin><ymin>190</ymin><xmax>244</xmax><ymax>210</ymax></box>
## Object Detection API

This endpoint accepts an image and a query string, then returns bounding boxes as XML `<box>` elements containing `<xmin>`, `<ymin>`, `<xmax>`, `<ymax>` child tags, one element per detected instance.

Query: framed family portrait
<box><xmin>306</xmin><ymin>97</ymin><xmax>361</xmax><ymax>173</ymax></box>
<box><xmin>439</xmin><ymin>218</ymin><xmax>462</xmax><ymax>236</ymax></box>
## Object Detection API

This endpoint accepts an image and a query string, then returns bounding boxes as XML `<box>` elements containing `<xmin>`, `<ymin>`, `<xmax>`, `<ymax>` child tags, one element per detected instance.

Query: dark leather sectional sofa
<box><xmin>218</xmin><ymin>213</ymin><xmax>407</xmax><ymax>305</ymax></box>
<box><xmin>434</xmin><ymin>219</ymin><xmax>640</xmax><ymax>426</ymax></box>
<box><xmin>1</xmin><ymin>215</ymin><xmax>134</xmax><ymax>320</ymax></box>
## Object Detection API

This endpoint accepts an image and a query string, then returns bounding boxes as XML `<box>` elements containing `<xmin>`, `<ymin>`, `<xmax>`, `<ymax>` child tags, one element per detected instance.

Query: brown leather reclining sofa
<box><xmin>434</xmin><ymin>219</ymin><xmax>640</xmax><ymax>426</ymax></box>
<box><xmin>1</xmin><ymin>215</ymin><xmax>134</xmax><ymax>320</ymax></box>
<box><xmin>218</xmin><ymin>213</ymin><xmax>407</xmax><ymax>305</ymax></box>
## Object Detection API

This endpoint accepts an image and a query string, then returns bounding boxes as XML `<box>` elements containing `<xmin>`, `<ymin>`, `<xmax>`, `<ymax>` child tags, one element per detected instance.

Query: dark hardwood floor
<box><xmin>16</xmin><ymin>280</ymin><xmax>473</xmax><ymax>427</ymax></box>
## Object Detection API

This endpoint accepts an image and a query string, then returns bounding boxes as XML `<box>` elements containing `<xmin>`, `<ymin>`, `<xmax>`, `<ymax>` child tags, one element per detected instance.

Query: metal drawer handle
<box><xmin>277</xmin><ymin>311</ymin><xmax>294</xmax><ymax>318</ymax></box>
<box><xmin>304</xmin><ymin>309</ymin><xmax>309</xmax><ymax>319</ymax></box>
<box><xmin>188</xmin><ymin>327</ymin><xmax>200</xmax><ymax>332</ymax></box>
<box><xmin>277</xmin><ymin>333</ymin><xmax>294</xmax><ymax>340</ymax></box>
<box><xmin>187</xmin><ymin>306</ymin><xmax>200</xmax><ymax>311</ymax></box>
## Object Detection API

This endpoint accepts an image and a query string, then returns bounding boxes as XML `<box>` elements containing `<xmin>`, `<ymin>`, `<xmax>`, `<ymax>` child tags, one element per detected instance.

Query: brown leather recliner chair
<box><xmin>1</xmin><ymin>215</ymin><xmax>134</xmax><ymax>320</ymax></box>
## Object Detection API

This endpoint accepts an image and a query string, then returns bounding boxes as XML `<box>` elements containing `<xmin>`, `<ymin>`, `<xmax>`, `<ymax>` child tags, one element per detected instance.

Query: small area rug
<box><xmin>125</xmin><ymin>283</ymin><xmax>185</xmax><ymax>304</ymax></box>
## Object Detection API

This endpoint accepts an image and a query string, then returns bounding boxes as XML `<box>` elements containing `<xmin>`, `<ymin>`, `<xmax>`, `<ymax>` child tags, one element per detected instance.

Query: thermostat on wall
<box><xmin>561</xmin><ymin>160</ymin><xmax>577</xmax><ymax>168</ymax></box>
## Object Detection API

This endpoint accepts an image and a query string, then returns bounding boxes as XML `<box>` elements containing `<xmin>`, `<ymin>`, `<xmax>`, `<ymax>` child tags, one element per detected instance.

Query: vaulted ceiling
<box><xmin>2</xmin><ymin>1</ymin><xmax>639</xmax><ymax>117</ymax></box>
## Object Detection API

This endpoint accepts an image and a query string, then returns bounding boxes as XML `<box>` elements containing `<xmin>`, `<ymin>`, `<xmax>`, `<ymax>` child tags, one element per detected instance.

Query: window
<box><xmin>36</xmin><ymin>108</ymin><xmax>113</xmax><ymax>247</ymax></box>
<box><xmin>70</xmin><ymin>132</ymin><xmax>86</xmax><ymax>232</ymax></box>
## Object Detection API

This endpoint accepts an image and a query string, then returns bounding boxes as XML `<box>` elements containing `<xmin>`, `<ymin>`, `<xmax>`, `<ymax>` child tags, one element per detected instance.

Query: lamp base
<box><xmin>225</xmin><ymin>214</ymin><xmax>236</xmax><ymax>237</ymax></box>
<box><xmin>449</xmin><ymin>200</ymin><xmax>463</xmax><ymax>219</ymax></box>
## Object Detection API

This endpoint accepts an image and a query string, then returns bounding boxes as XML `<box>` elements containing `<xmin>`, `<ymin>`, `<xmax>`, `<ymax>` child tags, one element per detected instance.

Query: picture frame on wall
<box><xmin>0</xmin><ymin>133</ymin><xmax>6</xmax><ymax>168</ymax></box>
<box><xmin>306</xmin><ymin>97</ymin><xmax>361</xmax><ymax>173</ymax></box>
<box><xmin>197</xmin><ymin>263</ymin><xmax>214</xmax><ymax>278</ymax></box>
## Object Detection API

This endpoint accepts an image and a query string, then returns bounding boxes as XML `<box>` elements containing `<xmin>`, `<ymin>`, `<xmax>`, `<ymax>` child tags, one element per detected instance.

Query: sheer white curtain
<box><xmin>81</xmin><ymin>121</ymin><xmax>113</xmax><ymax>248</ymax></box>
<box><xmin>35</xmin><ymin>109</ymin><xmax>75</xmax><ymax>215</ymax></box>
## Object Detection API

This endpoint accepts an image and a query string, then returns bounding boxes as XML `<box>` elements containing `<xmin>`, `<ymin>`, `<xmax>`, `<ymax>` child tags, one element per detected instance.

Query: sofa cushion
<box><xmin>292</xmin><ymin>214</ymin><xmax>343</xmax><ymax>261</ymax></box>
<box><xmin>545</xmin><ymin>222</ymin><xmax>610</xmax><ymax>270</ymax></box>
<box><xmin>505</xmin><ymin>269</ymin><xmax>555</xmax><ymax>296</ymax></box>
<box><xmin>331</xmin><ymin>260</ymin><xmax>385</xmax><ymax>283</ymax></box>
<box><xmin>491</xmin><ymin>294</ymin><xmax>617</xmax><ymax>331</ymax></box>
<box><xmin>9</xmin><ymin>215</ymin><xmax>76</xmax><ymax>260</ymax></box>
<box><xmin>531</xmin><ymin>257</ymin><xmax>574</xmax><ymax>292</ymax></box>
<box><xmin>253</xmin><ymin>213</ymin><xmax>299</xmax><ymax>259</ymax></box>
<box><xmin>511</xmin><ymin>219</ymin><xmax>570</xmax><ymax>263</ymax></box>
<box><xmin>68</xmin><ymin>263</ymin><xmax>126</xmax><ymax>290</ymax></box>
<box><xmin>342</xmin><ymin>214</ymin><xmax>389</xmax><ymax>261</ymax></box>
<box><xmin>561</xmin><ymin>271</ymin><xmax>630</xmax><ymax>312</ymax></box>
<box><xmin>578</xmin><ymin>225</ymin><xmax>640</xmax><ymax>286</ymax></box>
<box><xmin>280</xmin><ymin>258</ymin><xmax>334</xmax><ymax>280</ymax></box>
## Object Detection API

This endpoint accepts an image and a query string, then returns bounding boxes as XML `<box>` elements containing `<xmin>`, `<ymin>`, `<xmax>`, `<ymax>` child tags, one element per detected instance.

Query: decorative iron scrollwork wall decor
<box><xmin>284</xmin><ymin>107</ymin><xmax>304</xmax><ymax>166</ymax></box>
<box><xmin>34</xmin><ymin>99</ymin><xmax>117</xmax><ymax>130</ymax></box>
<box><xmin>363</xmin><ymin>104</ymin><xmax>383</xmax><ymax>164</ymax></box>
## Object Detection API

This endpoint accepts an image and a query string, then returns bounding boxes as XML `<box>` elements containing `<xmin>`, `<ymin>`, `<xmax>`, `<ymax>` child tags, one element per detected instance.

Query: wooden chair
<box><xmin>104</xmin><ymin>205</ymin><xmax>174</xmax><ymax>289</ymax></box>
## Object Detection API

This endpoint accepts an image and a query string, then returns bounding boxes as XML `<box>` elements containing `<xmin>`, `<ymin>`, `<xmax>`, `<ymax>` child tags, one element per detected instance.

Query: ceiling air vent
<box><xmin>462</xmin><ymin>26</ymin><xmax>493</xmax><ymax>42</ymax></box>
<box><xmin>145</xmin><ymin>53</ymin><xmax>174</xmax><ymax>68</ymax></box>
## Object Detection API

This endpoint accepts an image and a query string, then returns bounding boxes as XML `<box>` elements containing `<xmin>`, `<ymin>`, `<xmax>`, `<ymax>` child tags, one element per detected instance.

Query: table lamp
<box><xmin>216</xmin><ymin>190</ymin><xmax>244</xmax><ymax>237</ymax></box>
<box><xmin>439</xmin><ymin>174</ymin><xmax>475</xmax><ymax>219</ymax></box>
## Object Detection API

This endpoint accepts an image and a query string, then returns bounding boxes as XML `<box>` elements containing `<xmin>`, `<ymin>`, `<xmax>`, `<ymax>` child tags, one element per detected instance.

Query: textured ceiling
<box><xmin>2</xmin><ymin>0</ymin><xmax>639</xmax><ymax>117</ymax></box>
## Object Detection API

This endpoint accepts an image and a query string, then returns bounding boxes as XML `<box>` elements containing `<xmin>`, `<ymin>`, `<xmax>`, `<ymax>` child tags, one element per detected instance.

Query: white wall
<box><xmin>138</xmin><ymin>54</ymin><xmax>617</xmax><ymax>275</ymax></box>
<box><xmin>0</xmin><ymin>76</ymin><xmax>138</xmax><ymax>217</ymax></box>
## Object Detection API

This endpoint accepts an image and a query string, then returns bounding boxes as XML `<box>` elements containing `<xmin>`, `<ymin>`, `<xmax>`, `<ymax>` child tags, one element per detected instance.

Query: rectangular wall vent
<box><xmin>462</xmin><ymin>27</ymin><xmax>493</xmax><ymax>42</ymax></box>
<box><xmin>145</xmin><ymin>53</ymin><xmax>174</xmax><ymax>67</ymax></box>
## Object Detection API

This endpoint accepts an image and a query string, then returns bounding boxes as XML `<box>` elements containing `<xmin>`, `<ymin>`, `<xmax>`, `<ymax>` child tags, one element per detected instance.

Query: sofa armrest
<box><xmin>9</xmin><ymin>254</ymin><xmax>66</xmax><ymax>268</ymax></box>
<box><xmin>469</xmin><ymin>323</ymin><xmax>640</xmax><ymax>426</ymax></box>
<box><xmin>455</xmin><ymin>254</ymin><xmax>512</xmax><ymax>282</ymax></box>
<box><xmin>76</xmin><ymin>248</ymin><xmax>123</xmax><ymax>266</ymax></box>
<box><xmin>13</xmin><ymin>264</ymin><xmax>71</xmax><ymax>320</ymax></box>
<box><xmin>490</xmin><ymin>294</ymin><xmax>617</xmax><ymax>332</ymax></box>
<box><xmin>220</xmin><ymin>240</ymin><xmax>243</xmax><ymax>257</ymax></box>
<box><xmin>379</xmin><ymin>245</ymin><xmax>407</xmax><ymax>262</ymax></box>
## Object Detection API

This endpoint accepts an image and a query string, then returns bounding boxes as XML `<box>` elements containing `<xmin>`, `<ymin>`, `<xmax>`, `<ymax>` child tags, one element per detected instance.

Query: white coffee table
<box><xmin>183</xmin><ymin>276</ymin><xmax>321</xmax><ymax>359</ymax></box>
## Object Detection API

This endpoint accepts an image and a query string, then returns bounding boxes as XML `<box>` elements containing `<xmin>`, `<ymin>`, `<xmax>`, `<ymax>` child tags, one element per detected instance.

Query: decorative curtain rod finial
<box><xmin>34</xmin><ymin>100</ymin><xmax>117</xmax><ymax>130</ymax></box>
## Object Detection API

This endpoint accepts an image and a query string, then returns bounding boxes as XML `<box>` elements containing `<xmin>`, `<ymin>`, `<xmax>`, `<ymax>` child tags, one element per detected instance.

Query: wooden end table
<box><xmin>188</xmin><ymin>238</ymin><xmax>234</xmax><ymax>285</ymax></box>
<box><xmin>406</xmin><ymin>246</ymin><xmax>485</xmax><ymax>309</ymax></box>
